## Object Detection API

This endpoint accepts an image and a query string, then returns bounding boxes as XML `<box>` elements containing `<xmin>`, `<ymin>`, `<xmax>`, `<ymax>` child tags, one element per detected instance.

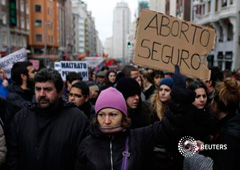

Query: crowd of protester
<box><xmin>0</xmin><ymin>61</ymin><xmax>239</xmax><ymax>170</ymax></box>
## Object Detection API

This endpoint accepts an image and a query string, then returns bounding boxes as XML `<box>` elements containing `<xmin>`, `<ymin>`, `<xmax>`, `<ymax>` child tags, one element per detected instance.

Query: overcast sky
<box><xmin>82</xmin><ymin>0</ymin><xmax>138</xmax><ymax>44</ymax></box>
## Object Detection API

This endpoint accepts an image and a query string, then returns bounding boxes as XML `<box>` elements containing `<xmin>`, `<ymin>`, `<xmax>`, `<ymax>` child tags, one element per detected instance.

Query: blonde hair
<box><xmin>213</xmin><ymin>78</ymin><xmax>240</xmax><ymax>113</ymax></box>
<box><xmin>150</xmin><ymin>89</ymin><xmax>169</xmax><ymax>121</ymax></box>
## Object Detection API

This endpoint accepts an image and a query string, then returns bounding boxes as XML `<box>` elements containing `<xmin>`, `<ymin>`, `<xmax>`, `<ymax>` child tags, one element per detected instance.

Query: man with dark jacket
<box><xmin>68</xmin><ymin>82</ymin><xmax>95</xmax><ymax>121</ymax></box>
<box><xmin>3</xmin><ymin>61</ymin><xmax>36</xmax><ymax>135</ymax></box>
<box><xmin>7</xmin><ymin>68</ymin><xmax>89</xmax><ymax>170</ymax></box>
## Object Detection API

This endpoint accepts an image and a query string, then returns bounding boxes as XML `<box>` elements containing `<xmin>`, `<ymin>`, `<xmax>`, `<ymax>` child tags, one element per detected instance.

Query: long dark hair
<box><xmin>105</xmin><ymin>70</ymin><xmax>117</xmax><ymax>88</ymax></box>
<box><xmin>187</xmin><ymin>80</ymin><xmax>208</xmax><ymax>106</ymax></box>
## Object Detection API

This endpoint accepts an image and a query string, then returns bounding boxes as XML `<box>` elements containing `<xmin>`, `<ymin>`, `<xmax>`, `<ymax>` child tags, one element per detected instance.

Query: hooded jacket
<box><xmin>7</xmin><ymin>99</ymin><xmax>89</xmax><ymax>170</ymax></box>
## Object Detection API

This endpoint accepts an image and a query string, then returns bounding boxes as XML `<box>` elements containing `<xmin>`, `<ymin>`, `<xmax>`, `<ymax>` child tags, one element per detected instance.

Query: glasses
<box><xmin>69</xmin><ymin>93</ymin><xmax>84</xmax><ymax>98</ymax></box>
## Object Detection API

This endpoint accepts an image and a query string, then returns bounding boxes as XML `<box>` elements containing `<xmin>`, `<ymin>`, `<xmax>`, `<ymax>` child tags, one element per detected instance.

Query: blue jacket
<box><xmin>0</xmin><ymin>78</ymin><xmax>8</xmax><ymax>99</ymax></box>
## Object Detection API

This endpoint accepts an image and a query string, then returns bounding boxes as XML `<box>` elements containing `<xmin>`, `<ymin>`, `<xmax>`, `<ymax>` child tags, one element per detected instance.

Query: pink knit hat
<box><xmin>95</xmin><ymin>87</ymin><xmax>128</xmax><ymax>116</ymax></box>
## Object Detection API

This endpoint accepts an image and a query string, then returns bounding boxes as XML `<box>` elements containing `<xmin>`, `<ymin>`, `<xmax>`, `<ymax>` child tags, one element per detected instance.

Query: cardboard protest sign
<box><xmin>0</xmin><ymin>48</ymin><xmax>27</xmax><ymax>78</ymax></box>
<box><xmin>56</xmin><ymin>61</ymin><xmax>88</xmax><ymax>81</ymax></box>
<box><xmin>134</xmin><ymin>9</ymin><xmax>215</xmax><ymax>80</ymax></box>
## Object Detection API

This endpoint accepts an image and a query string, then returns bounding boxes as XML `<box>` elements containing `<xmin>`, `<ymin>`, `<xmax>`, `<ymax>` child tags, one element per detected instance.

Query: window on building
<box><xmin>2</xmin><ymin>12</ymin><xmax>6</xmax><ymax>24</ymax></box>
<box><xmin>225</xmin><ymin>52</ymin><xmax>233</xmax><ymax>59</ymax></box>
<box><xmin>11</xmin><ymin>34</ymin><xmax>15</xmax><ymax>46</ymax></box>
<box><xmin>222</xmin><ymin>0</ymin><xmax>227</xmax><ymax>7</ymax></box>
<box><xmin>2</xmin><ymin>33</ymin><xmax>7</xmax><ymax>45</ymax></box>
<box><xmin>207</xmin><ymin>54</ymin><xmax>214</xmax><ymax>68</ymax></box>
<box><xmin>225</xmin><ymin>61</ymin><xmax>232</xmax><ymax>70</ymax></box>
<box><xmin>196</xmin><ymin>5</ymin><xmax>202</xmax><ymax>15</ymax></box>
<box><xmin>202</xmin><ymin>4</ymin><xmax>205</xmax><ymax>15</ymax></box>
<box><xmin>23</xmin><ymin>37</ymin><xmax>27</xmax><ymax>47</ymax></box>
<box><xmin>35</xmin><ymin>5</ymin><xmax>41</xmax><ymax>12</ymax></box>
<box><xmin>208</xmin><ymin>1</ymin><xmax>211</xmax><ymax>13</ymax></box>
<box><xmin>1</xmin><ymin>0</ymin><xmax>5</xmax><ymax>5</ymax></box>
<box><xmin>20</xmin><ymin>0</ymin><xmax>24</xmax><ymax>12</ymax></box>
<box><xmin>227</xmin><ymin>23</ymin><xmax>233</xmax><ymax>41</ymax></box>
<box><xmin>35</xmin><ymin>19</ymin><xmax>42</xmax><ymax>27</ymax></box>
<box><xmin>219</xmin><ymin>26</ymin><xmax>223</xmax><ymax>42</ymax></box>
<box><xmin>217</xmin><ymin>52</ymin><xmax>224</xmax><ymax>70</ymax></box>
<box><xmin>215</xmin><ymin>0</ymin><xmax>218</xmax><ymax>11</ymax></box>
<box><xmin>26</xmin><ymin>18</ymin><xmax>29</xmax><ymax>30</ymax></box>
<box><xmin>218</xmin><ymin>60</ymin><xmax>223</xmax><ymax>70</ymax></box>
<box><xmin>35</xmin><ymin>34</ymin><xmax>42</xmax><ymax>42</ymax></box>
<box><xmin>26</xmin><ymin>3</ymin><xmax>29</xmax><ymax>14</ymax></box>
<box><xmin>217</xmin><ymin>52</ymin><xmax>223</xmax><ymax>59</ymax></box>
<box><xmin>21</xmin><ymin>17</ymin><xmax>25</xmax><ymax>29</ymax></box>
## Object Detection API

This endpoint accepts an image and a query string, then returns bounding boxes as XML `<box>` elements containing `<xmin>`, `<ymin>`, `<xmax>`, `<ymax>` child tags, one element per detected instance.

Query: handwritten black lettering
<box><xmin>151</xmin><ymin>41</ymin><xmax>161</xmax><ymax>61</ymax></box>
<box><xmin>144</xmin><ymin>14</ymin><xmax>158</xmax><ymax>35</ymax></box>
<box><xmin>138</xmin><ymin>39</ymin><xmax>151</xmax><ymax>58</ymax></box>
<box><xmin>180</xmin><ymin>22</ymin><xmax>189</xmax><ymax>43</ymax></box>
<box><xmin>179</xmin><ymin>49</ymin><xmax>190</xmax><ymax>69</ymax></box>
<box><xmin>191</xmin><ymin>24</ymin><xmax>202</xmax><ymax>45</ymax></box>
<box><xmin>200</xmin><ymin>29</ymin><xmax>210</xmax><ymax>47</ymax></box>
<box><xmin>161</xmin><ymin>45</ymin><xmax>172</xmax><ymax>64</ymax></box>
<box><xmin>191</xmin><ymin>54</ymin><xmax>201</xmax><ymax>70</ymax></box>
<box><xmin>159</xmin><ymin>15</ymin><xmax>170</xmax><ymax>37</ymax></box>
<box><xmin>171</xmin><ymin>20</ymin><xmax>180</xmax><ymax>37</ymax></box>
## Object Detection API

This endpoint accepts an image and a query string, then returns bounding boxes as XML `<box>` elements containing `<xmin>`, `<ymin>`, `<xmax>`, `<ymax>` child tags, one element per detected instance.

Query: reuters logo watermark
<box><xmin>178</xmin><ymin>136</ymin><xmax>227</xmax><ymax>157</ymax></box>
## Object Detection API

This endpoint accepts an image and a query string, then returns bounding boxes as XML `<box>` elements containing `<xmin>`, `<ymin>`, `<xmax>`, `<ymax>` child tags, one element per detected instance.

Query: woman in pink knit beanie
<box><xmin>76</xmin><ymin>87</ymin><xmax>185</xmax><ymax>170</ymax></box>
<box><xmin>94</xmin><ymin>87</ymin><xmax>130</xmax><ymax>133</ymax></box>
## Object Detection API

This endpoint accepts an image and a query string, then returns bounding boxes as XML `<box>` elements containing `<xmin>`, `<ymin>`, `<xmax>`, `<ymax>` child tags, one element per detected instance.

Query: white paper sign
<box><xmin>0</xmin><ymin>48</ymin><xmax>27</xmax><ymax>78</ymax></box>
<box><xmin>54</xmin><ymin>61</ymin><xmax>89</xmax><ymax>81</ymax></box>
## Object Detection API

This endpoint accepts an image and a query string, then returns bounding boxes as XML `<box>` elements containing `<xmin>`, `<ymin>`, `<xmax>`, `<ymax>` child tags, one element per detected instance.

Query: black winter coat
<box><xmin>78</xmin><ymin>101</ymin><xmax>95</xmax><ymax>121</ymax></box>
<box><xmin>7</xmin><ymin>99</ymin><xmax>89</xmax><ymax>170</ymax></box>
<box><xmin>3</xmin><ymin>83</ymin><xmax>34</xmax><ymax>134</ymax></box>
<box><xmin>75</xmin><ymin>114</ymin><xmax>182</xmax><ymax>170</ymax></box>
<box><xmin>211</xmin><ymin>113</ymin><xmax>240</xmax><ymax>170</ymax></box>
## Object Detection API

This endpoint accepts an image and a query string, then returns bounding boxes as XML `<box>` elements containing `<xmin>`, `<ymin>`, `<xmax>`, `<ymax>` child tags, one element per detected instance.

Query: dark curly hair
<box><xmin>34</xmin><ymin>68</ymin><xmax>63</xmax><ymax>93</ymax></box>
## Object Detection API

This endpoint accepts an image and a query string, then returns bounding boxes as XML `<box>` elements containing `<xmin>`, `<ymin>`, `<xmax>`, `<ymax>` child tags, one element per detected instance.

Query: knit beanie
<box><xmin>116</xmin><ymin>77</ymin><xmax>141</xmax><ymax>99</ymax></box>
<box><xmin>159</xmin><ymin>77</ymin><xmax>174</xmax><ymax>89</ymax></box>
<box><xmin>95</xmin><ymin>87</ymin><xmax>128</xmax><ymax>116</ymax></box>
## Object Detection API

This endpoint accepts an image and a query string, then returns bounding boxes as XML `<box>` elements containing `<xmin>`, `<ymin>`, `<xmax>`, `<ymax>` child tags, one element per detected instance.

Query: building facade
<box><xmin>85</xmin><ymin>11</ymin><xmax>97</xmax><ymax>57</ymax></box>
<box><xmin>104</xmin><ymin>37</ymin><xmax>113</xmax><ymax>58</ymax></box>
<box><xmin>28</xmin><ymin>0</ymin><xmax>59</xmax><ymax>55</ymax></box>
<box><xmin>149</xmin><ymin>0</ymin><xmax>190</xmax><ymax>21</ymax></box>
<box><xmin>0</xmin><ymin>0</ymin><xmax>29</xmax><ymax>56</ymax></box>
<box><xmin>58</xmin><ymin>0</ymin><xmax>73</xmax><ymax>57</ymax></box>
<box><xmin>113</xmin><ymin>2</ymin><xmax>131</xmax><ymax>60</ymax></box>
<box><xmin>72</xmin><ymin>0</ymin><xmax>87</xmax><ymax>56</ymax></box>
<box><xmin>191</xmin><ymin>0</ymin><xmax>239</xmax><ymax>71</ymax></box>
<box><xmin>149</xmin><ymin>0</ymin><xmax>165</xmax><ymax>13</ymax></box>
<box><xmin>176</xmin><ymin>0</ymin><xmax>191</xmax><ymax>21</ymax></box>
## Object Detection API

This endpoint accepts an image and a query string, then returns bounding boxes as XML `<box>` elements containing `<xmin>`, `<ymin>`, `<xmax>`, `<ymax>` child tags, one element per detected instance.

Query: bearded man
<box><xmin>7</xmin><ymin>68</ymin><xmax>89</xmax><ymax>170</ymax></box>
